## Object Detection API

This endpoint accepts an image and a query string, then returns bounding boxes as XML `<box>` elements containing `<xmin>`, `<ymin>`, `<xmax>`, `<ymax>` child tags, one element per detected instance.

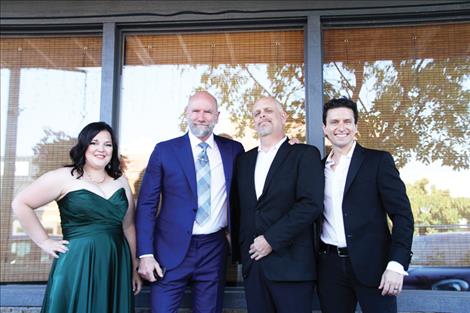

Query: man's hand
<box><xmin>249</xmin><ymin>235</ymin><xmax>273</xmax><ymax>261</ymax></box>
<box><xmin>379</xmin><ymin>269</ymin><xmax>404</xmax><ymax>296</ymax></box>
<box><xmin>288</xmin><ymin>137</ymin><xmax>300</xmax><ymax>145</ymax></box>
<box><xmin>225</xmin><ymin>231</ymin><xmax>232</xmax><ymax>250</ymax></box>
<box><xmin>138</xmin><ymin>256</ymin><xmax>164</xmax><ymax>282</ymax></box>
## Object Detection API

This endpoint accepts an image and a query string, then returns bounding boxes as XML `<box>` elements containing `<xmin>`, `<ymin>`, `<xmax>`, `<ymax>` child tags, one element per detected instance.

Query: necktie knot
<box><xmin>198</xmin><ymin>141</ymin><xmax>209</xmax><ymax>151</ymax></box>
<box><xmin>198</xmin><ymin>142</ymin><xmax>209</xmax><ymax>163</ymax></box>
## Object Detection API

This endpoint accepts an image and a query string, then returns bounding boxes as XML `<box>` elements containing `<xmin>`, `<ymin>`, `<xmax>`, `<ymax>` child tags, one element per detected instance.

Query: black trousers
<box><xmin>243</xmin><ymin>260</ymin><xmax>314</xmax><ymax>313</ymax></box>
<box><xmin>317</xmin><ymin>247</ymin><xmax>397</xmax><ymax>313</ymax></box>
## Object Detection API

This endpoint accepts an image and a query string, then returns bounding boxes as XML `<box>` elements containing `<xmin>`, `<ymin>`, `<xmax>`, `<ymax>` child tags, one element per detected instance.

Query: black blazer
<box><xmin>231</xmin><ymin>140</ymin><xmax>324</xmax><ymax>281</ymax></box>
<box><xmin>324</xmin><ymin>143</ymin><xmax>414</xmax><ymax>287</ymax></box>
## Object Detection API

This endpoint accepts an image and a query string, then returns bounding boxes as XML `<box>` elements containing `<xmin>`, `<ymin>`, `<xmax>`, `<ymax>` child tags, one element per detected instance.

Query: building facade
<box><xmin>1</xmin><ymin>1</ymin><xmax>469</xmax><ymax>311</ymax></box>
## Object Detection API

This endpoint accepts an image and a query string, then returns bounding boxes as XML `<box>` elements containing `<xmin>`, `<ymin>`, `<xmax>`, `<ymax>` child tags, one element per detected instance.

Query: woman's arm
<box><xmin>11</xmin><ymin>168</ymin><xmax>70</xmax><ymax>258</ymax></box>
<box><xmin>121</xmin><ymin>176</ymin><xmax>143</xmax><ymax>295</ymax></box>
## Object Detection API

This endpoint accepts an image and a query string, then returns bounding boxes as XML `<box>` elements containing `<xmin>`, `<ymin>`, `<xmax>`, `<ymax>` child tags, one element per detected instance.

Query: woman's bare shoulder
<box><xmin>45</xmin><ymin>167</ymin><xmax>77</xmax><ymax>181</ymax></box>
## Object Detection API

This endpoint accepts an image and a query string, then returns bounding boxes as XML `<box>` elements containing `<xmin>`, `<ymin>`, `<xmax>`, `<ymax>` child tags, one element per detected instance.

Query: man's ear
<box><xmin>281</xmin><ymin>110</ymin><xmax>288</xmax><ymax>123</ymax></box>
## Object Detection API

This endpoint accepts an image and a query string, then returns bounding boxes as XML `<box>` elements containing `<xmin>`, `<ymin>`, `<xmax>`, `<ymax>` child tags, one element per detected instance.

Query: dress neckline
<box><xmin>58</xmin><ymin>187</ymin><xmax>125</xmax><ymax>202</ymax></box>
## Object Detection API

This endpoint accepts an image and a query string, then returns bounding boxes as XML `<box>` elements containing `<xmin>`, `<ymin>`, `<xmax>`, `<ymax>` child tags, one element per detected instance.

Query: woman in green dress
<box><xmin>12</xmin><ymin>122</ymin><xmax>142</xmax><ymax>313</ymax></box>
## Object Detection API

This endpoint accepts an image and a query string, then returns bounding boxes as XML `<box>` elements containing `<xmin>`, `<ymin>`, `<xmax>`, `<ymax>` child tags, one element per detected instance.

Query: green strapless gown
<box><xmin>41</xmin><ymin>188</ymin><xmax>134</xmax><ymax>313</ymax></box>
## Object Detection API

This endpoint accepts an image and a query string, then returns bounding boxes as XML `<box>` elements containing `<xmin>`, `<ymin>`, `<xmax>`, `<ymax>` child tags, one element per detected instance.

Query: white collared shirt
<box><xmin>321</xmin><ymin>141</ymin><xmax>356</xmax><ymax>248</ymax></box>
<box><xmin>188</xmin><ymin>131</ymin><xmax>227</xmax><ymax>235</ymax></box>
<box><xmin>254</xmin><ymin>137</ymin><xmax>287</xmax><ymax>199</ymax></box>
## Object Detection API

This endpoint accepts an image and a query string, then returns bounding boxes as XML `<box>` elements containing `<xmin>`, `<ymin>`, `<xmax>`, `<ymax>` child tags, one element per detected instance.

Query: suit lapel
<box><xmin>344</xmin><ymin>143</ymin><xmax>366</xmax><ymax>194</ymax></box>
<box><xmin>244</xmin><ymin>149</ymin><xmax>259</xmax><ymax>205</ymax></box>
<box><xmin>259</xmin><ymin>139</ymin><xmax>291</xmax><ymax>201</ymax></box>
<box><xmin>173</xmin><ymin>134</ymin><xmax>197</xmax><ymax>199</ymax></box>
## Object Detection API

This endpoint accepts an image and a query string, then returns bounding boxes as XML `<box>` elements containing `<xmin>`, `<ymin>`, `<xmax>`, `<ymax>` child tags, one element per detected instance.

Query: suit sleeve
<box><xmin>264</xmin><ymin>146</ymin><xmax>324</xmax><ymax>252</ymax></box>
<box><xmin>378</xmin><ymin>152</ymin><xmax>414</xmax><ymax>269</ymax></box>
<box><xmin>135</xmin><ymin>144</ymin><xmax>163</xmax><ymax>257</ymax></box>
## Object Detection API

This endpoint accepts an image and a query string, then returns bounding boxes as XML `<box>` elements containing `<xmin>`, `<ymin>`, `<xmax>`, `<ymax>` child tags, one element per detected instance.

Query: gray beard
<box><xmin>188</xmin><ymin>123</ymin><xmax>214</xmax><ymax>138</ymax></box>
<box><xmin>257</xmin><ymin>127</ymin><xmax>272</xmax><ymax>137</ymax></box>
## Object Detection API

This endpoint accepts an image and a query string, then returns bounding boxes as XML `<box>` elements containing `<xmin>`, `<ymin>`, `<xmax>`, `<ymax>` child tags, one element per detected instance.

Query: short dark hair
<box><xmin>68</xmin><ymin>122</ymin><xmax>122</xmax><ymax>179</ymax></box>
<box><xmin>323</xmin><ymin>97</ymin><xmax>359</xmax><ymax>125</ymax></box>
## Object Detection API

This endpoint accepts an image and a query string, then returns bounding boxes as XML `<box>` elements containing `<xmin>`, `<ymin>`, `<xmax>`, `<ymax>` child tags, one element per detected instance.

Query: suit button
<box><xmin>193</xmin><ymin>207</ymin><xmax>197</xmax><ymax>212</ymax></box>
<box><xmin>344</xmin><ymin>213</ymin><xmax>348</xmax><ymax>217</ymax></box>
<box><xmin>347</xmin><ymin>234</ymin><xmax>352</xmax><ymax>238</ymax></box>
<box><xmin>187</xmin><ymin>230</ymin><xmax>191</xmax><ymax>235</ymax></box>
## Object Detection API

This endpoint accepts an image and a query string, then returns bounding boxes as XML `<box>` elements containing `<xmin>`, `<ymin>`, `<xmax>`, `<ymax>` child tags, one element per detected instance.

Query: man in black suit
<box><xmin>317</xmin><ymin>97</ymin><xmax>414</xmax><ymax>313</ymax></box>
<box><xmin>231</xmin><ymin>97</ymin><xmax>324</xmax><ymax>313</ymax></box>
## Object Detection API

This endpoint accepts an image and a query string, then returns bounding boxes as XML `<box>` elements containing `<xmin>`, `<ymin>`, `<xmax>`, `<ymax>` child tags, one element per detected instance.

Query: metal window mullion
<box><xmin>305</xmin><ymin>14</ymin><xmax>324</xmax><ymax>156</ymax></box>
<box><xmin>100</xmin><ymin>22</ymin><xmax>120</xmax><ymax>130</ymax></box>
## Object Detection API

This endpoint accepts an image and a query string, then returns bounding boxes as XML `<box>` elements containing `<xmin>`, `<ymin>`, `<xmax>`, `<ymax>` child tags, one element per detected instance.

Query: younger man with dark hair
<box><xmin>317</xmin><ymin>97</ymin><xmax>414</xmax><ymax>313</ymax></box>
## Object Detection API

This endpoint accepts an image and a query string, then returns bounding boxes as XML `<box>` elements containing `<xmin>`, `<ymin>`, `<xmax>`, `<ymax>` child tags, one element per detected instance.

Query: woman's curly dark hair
<box><xmin>68</xmin><ymin>122</ymin><xmax>122</xmax><ymax>179</ymax></box>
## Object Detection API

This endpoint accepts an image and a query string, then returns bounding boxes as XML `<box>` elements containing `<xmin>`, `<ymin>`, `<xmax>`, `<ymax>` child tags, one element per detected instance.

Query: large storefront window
<box><xmin>323</xmin><ymin>23</ymin><xmax>470</xmax><ymax>277</ymax></box>
<box><xmin>119</xmin><ymin>29</ymin><xmax>305</xmax><ymax>284</ymax></box>
<box><xmin>0</xmin><ymin>36</ymin><xmax>102</xmax><ymax>282</ymax></box>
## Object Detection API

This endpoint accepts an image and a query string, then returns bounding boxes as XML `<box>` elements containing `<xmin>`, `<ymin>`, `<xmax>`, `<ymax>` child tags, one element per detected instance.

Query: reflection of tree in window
<box><xmin>408</xmin><ymin>178</ymin><xmax>470</xmax><ymax>232</ymax></box>
<box><xmin>323</xmin><ymin>58</ymin><xmax>470</xmax><ymax>171</ymax></box>
<box><xmin>196</xmin><ymin>63</ymin><xmax>306</xmax><ymax>141</ymax></box>
<box><xmin>322</xmin><ymin>24</ymin><xmax>470</xmax><ymax>248</ymax></box>
<box><xmin>32</xmin><ymin>129</ymin><xmax>76</xmax><ymax>178</ymax></box>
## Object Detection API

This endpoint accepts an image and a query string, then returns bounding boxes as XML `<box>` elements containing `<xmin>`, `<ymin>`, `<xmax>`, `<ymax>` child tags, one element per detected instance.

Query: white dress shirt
<box><xmin>321</xmin><ymin>141</ymin><xmax>355</xmax><ymax>248</ymax></box>
<box><xmin>254</xmin><ymin>137</ymin><xmax>287</xmax><ymax>199</ymax></box>
<box><xmin>188</xmin><ymin>131</ymin><xmax>228</xmax><ymax>235</ymax></box>
<box><xmin>321</xmin><ymin>141</ymin><xmax>407</xmax><ymax>275</ymax></box>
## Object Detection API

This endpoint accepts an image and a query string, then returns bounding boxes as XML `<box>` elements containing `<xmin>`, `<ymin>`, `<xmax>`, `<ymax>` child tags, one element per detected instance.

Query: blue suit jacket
<box><xmin>136</xmin><ymin>133</ymin><xmax>244</xmax><ymax>270</ymax></box>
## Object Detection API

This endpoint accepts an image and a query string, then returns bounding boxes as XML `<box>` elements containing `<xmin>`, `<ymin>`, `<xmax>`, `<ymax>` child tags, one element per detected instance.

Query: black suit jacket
<box><xmin>323</xmin><ymin>143</ymin><xmax>414</xmax><ymax>287</ymax></box>
<box><xmin>231</xmin><ymin>140</ymin><xmax>324</xmax><ymax>281</ymax></box>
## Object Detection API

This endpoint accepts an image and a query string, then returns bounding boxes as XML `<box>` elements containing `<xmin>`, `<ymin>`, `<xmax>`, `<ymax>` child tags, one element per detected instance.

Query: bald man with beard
<box><xmin>231</xmin><ymin>97</ymin><xmax>324</xmax><ymax>313</ymax></box>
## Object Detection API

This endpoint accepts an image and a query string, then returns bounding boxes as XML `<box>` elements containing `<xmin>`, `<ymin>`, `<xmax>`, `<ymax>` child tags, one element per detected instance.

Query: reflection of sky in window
<box><xmin>3</xmin><ymin>60</ymin><xmax>467</xmax><ymax>197</ymax></box>
<box><xmin>0</xmin><ymin>67</ymin><xmax>101</xmax><ymax>156</ymax></box>
<box><xmin>119</xmin><ymin>63</ymin><xmax>297</xmax><ymax>157</ymax></box>
<box><xmin>323</xmin><ymin>62</ymin><xmax>355</xmax><ymax>96</ymax></box>
<box><xmin>463</xmin><ymin>74</ymin><xmax>470</xmax><ymax>91</ymax></box>
<box><xmin>119</xmin><ymin>64</ymin><xmax>205</xmax><ymax>157</ymax></box>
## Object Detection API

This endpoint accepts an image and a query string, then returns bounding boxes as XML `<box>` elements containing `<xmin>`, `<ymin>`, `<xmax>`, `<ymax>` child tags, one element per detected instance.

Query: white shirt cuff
<box><xmin>386</xmin><ymin>261</ymin><xmax>408</xmax><ymax>276</ymax></box>
<box><xmin>139</xmin><ymin>254</ymin><xmax>154</xmax><ymax>259</ymax></box>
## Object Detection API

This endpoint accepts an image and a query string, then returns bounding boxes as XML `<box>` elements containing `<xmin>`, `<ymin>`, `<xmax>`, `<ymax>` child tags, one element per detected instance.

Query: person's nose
<box><xmin>196</xmin><ymin>112</ymin><xmax>205</xmax><ymax>121</ymax></box>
